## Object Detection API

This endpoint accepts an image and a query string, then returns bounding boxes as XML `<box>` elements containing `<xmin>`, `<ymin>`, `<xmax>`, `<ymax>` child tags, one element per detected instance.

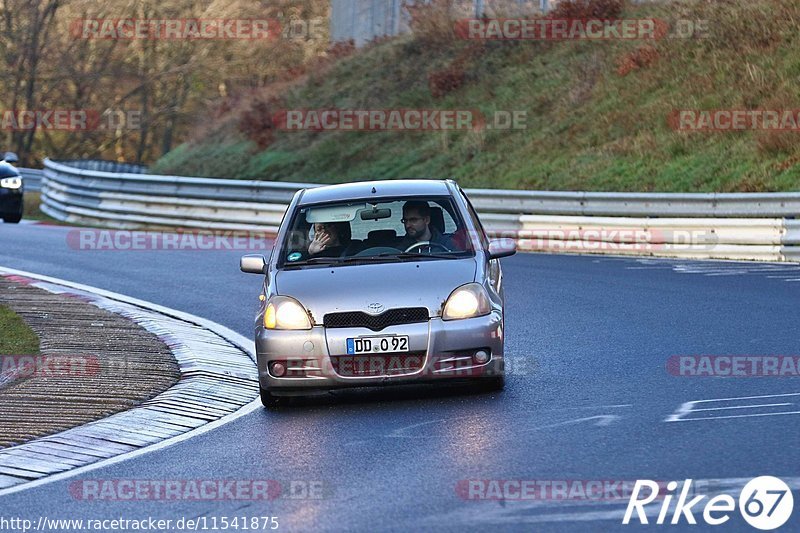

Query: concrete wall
<box><xmin>330</xmin><ymin>0</ymin><xmax>551</xmax><ymax>46</ymax></box>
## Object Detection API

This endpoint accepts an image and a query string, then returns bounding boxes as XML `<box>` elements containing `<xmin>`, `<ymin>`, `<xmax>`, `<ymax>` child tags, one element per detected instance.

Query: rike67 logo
<box><xmin>623</xmin><ymin>477</ymin><xmax>794</xmax><ymax>530</ymax></box>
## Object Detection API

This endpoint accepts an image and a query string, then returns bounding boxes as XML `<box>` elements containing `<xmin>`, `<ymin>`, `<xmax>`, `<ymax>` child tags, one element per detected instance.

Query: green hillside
<box><xmin>153</xmin><ymin>0</ymin><xmax>800</xmax><ymax>192</ymax></box>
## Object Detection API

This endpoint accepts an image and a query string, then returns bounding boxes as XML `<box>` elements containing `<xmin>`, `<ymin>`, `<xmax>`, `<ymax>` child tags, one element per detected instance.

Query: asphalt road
<box><xmin>1</xmin><ymin>222</ymin><xmax>799</xmax><ymax>532</ymax></box>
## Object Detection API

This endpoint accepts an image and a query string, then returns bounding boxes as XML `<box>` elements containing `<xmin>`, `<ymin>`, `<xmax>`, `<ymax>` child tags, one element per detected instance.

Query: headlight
<box><xmin>0</xmin><ymin>177</ymin><xmax>21</xmax><ymax>189</ymax></box>
<box><xmin>443</xmin><ymin>283</ymin><xmax>491</xmax><ymax>320</ymax></box>
<box><xmin>264</xmin><ymin>296</ymin><xmax>312</xmax><ymax>330</ymax></box>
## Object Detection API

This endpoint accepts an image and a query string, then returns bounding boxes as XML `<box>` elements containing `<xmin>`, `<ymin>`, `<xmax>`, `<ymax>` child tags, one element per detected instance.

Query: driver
<box><xmin>398</xmin><ymin>200</ymin><xmax>455</xmax><ymax>251</ymax></box>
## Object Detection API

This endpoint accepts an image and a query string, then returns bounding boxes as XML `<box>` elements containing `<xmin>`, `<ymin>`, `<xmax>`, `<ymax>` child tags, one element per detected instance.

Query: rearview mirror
<box><xmin>240</xmin><ymin>254</ymin><xmax>266</xmax><ymax>274</ymax></box>
<box><xmin>3</xmin><ymin>152</ymin><xmax>18</xmax><ymax>164</ymax></box>
<box><xmin>360</xmin><ymin>208</ymin><xmax>391</xmax><ymax>221</ymax></box>
<box><xmin>488</xmin><ymin>239</ymin><xmax>516</xmax><ymax>260</ymax></box>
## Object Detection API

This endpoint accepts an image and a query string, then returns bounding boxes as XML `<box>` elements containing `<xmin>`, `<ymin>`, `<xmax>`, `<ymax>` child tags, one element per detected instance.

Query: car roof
<box><xmin>298</xmin><ymin>179</ymin><xmax>452</xmax><ymax>206</ymax></box>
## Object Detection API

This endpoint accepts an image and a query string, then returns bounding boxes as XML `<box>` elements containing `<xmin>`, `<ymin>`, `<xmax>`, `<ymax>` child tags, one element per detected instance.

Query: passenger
<box><xmin>308</xmin><ymin>222</ymin><xmax>351</xmax><ymax>258</ymax></box>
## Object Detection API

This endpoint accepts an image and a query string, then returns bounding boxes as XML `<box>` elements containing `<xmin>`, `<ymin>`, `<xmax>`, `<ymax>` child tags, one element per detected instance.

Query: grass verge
<box><xmin>0</xmin><ymin>305</ymin><xmax>40</xmax><ymax>355</ymax></box>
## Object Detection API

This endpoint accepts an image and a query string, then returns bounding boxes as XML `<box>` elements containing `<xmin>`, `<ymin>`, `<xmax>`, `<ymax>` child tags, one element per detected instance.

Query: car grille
<box><xmin>330</xmin><ymin>352</ymin><xmax>426</xmax><ymax>377</ymax></box>
<box><xmin>324</xmin><ymin>307</ymin><xmax>429</xmax><ymax>331</ymax></box>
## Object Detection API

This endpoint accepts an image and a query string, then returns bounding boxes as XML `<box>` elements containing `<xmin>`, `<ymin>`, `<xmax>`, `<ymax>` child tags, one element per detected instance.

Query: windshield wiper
<box><xmin>375</xmin><ymin>252</ymin><xmax>463</xmax><ymax>260</ymax></box>
<box><xmin>284</xmin><ymin>252</ymin><xmax>466</xmax><ymax>268</ymax></box>
<box><xmin>281</xmin><ymin>257</ymin><xmax>344</xmax><ymax>267</ymax></box>
<box><xmin>284</xmin><ymin>255</ymin><xmax>395</xmax><ymax>267</ymax></box>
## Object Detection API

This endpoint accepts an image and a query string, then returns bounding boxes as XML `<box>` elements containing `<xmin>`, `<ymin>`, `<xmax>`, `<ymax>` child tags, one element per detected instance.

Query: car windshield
<box><xmin>278</xmin><ymin>196</ymin><xmax>475</xmax><ymax>268</ymax></box>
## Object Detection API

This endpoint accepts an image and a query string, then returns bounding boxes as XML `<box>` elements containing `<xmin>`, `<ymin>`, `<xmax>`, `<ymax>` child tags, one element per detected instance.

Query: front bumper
<box><xmin>256</xmin><ymin>312</ymin><xmax>504</xmax><ymax>395</ymax></box>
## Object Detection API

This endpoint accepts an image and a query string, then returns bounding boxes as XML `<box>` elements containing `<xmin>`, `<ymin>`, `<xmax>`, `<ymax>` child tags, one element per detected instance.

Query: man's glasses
<box><xmin>401</xmin><ymin>217</ymin><xmax>423</xmax><ymax>224</ymax></box>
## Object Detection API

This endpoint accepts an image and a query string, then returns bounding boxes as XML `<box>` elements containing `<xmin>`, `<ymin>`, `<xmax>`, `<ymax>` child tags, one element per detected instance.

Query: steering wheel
<box><xmin>404</xmin><ymin>241</ymin><xmax>451</xmax><ymax>254</ymax></box>
<box><xmin>354</xmin><ymin>246</ymin><xmax>402</xmax><ymax>257</ymax></box>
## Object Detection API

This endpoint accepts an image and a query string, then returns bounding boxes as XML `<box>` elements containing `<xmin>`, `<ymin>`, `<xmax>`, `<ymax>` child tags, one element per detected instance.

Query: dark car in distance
<box><xmin>0</xmin><ymin>158</ymin><xmax>23</xmax><ymax>224</ymax></box>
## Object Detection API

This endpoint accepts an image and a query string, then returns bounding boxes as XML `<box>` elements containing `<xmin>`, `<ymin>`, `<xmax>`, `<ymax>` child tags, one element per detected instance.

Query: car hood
<box><xmin>275</xmin><ymin>258</ymin><xmax>477</xmax><ymax>322</ymax></box>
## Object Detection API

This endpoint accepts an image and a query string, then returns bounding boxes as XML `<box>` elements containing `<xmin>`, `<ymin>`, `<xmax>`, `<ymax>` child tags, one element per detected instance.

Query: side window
<box><xmin>459</xmin><ymin>189</ymin><xmax>490</xmax><ymax>249</ymax></box>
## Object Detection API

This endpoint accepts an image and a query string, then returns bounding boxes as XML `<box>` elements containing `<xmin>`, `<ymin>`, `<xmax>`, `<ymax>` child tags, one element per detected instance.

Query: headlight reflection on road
<box><xmin>394</xmin><ymin>412</ymin><xmax>501</xmax><ymax>468</ymax></box>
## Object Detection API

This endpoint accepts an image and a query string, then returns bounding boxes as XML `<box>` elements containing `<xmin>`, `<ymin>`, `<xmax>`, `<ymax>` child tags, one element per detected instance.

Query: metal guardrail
<box><xmin>39</xmin><ymin>158</ymin><xmax>800</xmax><ymax>261</ymax></box>
<box><xmin>21</xmin><ymin>162</ymin><xmax>144</xmax><ymax>192</ymax></box>
<box><xmin>53</xmin><ymin>159</ymin><xmax>149</xmax><ymax>174</ymax></box>
<box><xmin>19</xmin><ymin>168</ymin><xmax>44</xmax><ymax>192</ymax></box>
<box><xmin>466</xmin><ymin>188</ymin><xmax>800</xmax><ymax>218</ymax></box>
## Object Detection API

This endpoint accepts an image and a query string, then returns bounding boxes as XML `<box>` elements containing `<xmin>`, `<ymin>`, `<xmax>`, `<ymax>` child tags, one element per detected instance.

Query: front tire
<box><xmin>260</xmin><ymin>387</ymin><xmax>283</xmax><ymax>408</ymax></box>
<box><xmin>3</xmin><ymin>211</ymin><xmax>22</xmax><ymax>223</ymax></box>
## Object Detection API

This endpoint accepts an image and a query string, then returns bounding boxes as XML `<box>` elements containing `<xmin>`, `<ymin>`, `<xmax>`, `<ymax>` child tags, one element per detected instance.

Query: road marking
<box><xmin>520</xmin><ymin>415</ymin><xmax>621</xmax><ymax>433</ymax></box>
<box><xmin>703</xmin><ymin>271</ymin><xmax>757</xmax><ymax>276</ymax></box>
<box><xmin>387</xmin><ymin>417</ymin><xmax>452</xmax><ymax>439</ymax></box>
<box><xmin>558</xmin><ymin>404</ymin><xmax>632</xmax><ymax>410</ymax></box>
<box><xmin>622</xmin><ymin>258</ymin><xmax>800</xmax><ymax>282</ymax></box>
<box><xmin>664</xmin><ymin>392</ymin><xmax>800</xmax><ymax>422</ymax></box>
<box><xmin>387</xmin><ymin>412</ymin><xmax>623</xmax><ymax>440</ymax></box>
<box><xmin>691</xmin><ymin>402</ymin><xmax>792</xmax><ymax>411</ymax></box>
<box><xmin>671</xmin><ymin>411</ymin><xmax>800</xmax><ymax>422</ymax></box>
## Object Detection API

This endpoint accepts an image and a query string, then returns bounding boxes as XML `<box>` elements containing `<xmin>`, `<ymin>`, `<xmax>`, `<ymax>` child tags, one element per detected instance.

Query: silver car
<box><xmin>241</xmin><ymin>179</ymin><xmax>515</xmax><ymax>407</ymax></box>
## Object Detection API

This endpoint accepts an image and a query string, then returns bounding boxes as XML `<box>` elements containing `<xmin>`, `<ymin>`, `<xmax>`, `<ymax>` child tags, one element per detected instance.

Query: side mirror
<box><xmin>488</xmin><ymin>239</ymin><xmax>516</xmax><ymax>260</ymax></box>
<box><xmin>240</xmin><ymin>254</ymin><xmax>266</xmax><ymax>274</ymax></box>
<box><xmin>3</xmin><ymin>152</ymin><xmax>18</xmax><ymax>164</ymax></box>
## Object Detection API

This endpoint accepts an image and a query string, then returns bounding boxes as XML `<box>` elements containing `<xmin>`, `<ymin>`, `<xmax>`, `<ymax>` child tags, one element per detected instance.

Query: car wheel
<box><xmin>260</xmin><ymin>387</ymin><xmax>283</xmax><ymax>408</ymax></box>
<box><xmin>3</xmin><ymin>212</ymin><xmax>22</xmax><ymax>223</ymax></box>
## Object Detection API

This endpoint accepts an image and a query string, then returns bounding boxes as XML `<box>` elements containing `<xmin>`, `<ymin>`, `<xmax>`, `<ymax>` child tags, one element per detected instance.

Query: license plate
<box><xmin>346</xmin><ymin>335</ymin><xmax>409</xmax><ymax>355</ymax></box>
